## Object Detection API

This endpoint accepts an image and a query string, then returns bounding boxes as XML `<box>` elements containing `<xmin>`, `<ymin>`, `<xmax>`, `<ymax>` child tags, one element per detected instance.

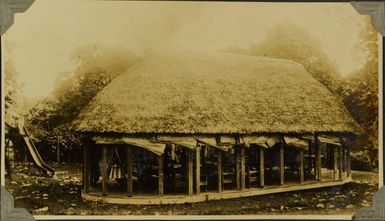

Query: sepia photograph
<box><xmin>1</xmin><ymin>0</ymin><xmax>383</xmax><ymax>219</ymax></box>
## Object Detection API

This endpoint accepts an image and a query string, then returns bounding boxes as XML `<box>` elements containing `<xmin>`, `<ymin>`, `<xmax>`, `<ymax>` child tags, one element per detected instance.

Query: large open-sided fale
<box><xmin>72</xmin><ymin>52</ymin><xmax>360</xmax><ymax>204</ymax></box>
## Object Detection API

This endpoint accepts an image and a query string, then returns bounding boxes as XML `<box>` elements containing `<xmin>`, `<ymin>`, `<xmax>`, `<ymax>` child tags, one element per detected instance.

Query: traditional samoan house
<box><xmin>72</xmin><ymin>52</ymin><xmax>360</xmax><ymax>204</ymax></box>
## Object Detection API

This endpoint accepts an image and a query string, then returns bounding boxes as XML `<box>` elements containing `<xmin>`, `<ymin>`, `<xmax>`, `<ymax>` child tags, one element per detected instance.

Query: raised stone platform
<box><xmin>81</xmin><ymin>176</ymin><xmax>352</xmax><ymax>205</ymax></box>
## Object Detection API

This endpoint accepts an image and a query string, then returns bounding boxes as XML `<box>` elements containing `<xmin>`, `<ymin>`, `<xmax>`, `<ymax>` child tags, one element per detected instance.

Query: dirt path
<box><xmin>5</xmin><ymin>163</ymin><xmax>379</xmax><ymax>216</ymax></box>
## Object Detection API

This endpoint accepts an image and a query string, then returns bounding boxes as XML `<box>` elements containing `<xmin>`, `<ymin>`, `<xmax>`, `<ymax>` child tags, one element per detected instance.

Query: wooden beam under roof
<box><xmin>196</xmin><ymin>138</ymin><xmax>230</xmax><ymax>152</ymax></box>
<box><xmin>317</xmin><ymin>135</ymin><xmax>342</xmax><ymax>146</ymax></box>
<box><xmin>283</xmin><ymin>136</ymin><xmax>308</xmax><ymax>150</ymax></box>
<box><xmin>156</xmin><ymin>135</ymin><xmax>197</xmax><ymax>150</ymax></box>
<box><xmin>93</xmin><ymin>136</ymin><xmax>166</xmax><ymax>156</ymax></box>
<box><xmin>219</xmin><ymin>135</ymin><xmax>238</xmax><ymax>145</ymax></box>
<box><xmin>157</xmin><ymin>135</ymin><xmax>234</xmax><ymax>152</ymax></box>
<box><xmin>241</xmin><ymin>135</ymin><xmax>281</xmax><ymax>149</ymax></box>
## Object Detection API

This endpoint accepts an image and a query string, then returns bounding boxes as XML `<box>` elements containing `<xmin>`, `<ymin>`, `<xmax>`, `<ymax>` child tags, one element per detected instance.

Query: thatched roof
<box><xmin>72</xmin><ymin>52</ymin><xmax>359</xmax><ymax>135</ymax></box>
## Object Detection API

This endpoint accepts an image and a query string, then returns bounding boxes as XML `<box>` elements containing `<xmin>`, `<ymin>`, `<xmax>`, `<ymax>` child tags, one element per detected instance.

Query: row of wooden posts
<box><xmin>82</xmin><ymin>139</ymin><xmax>351</xmax><ymax>197</ymax></box>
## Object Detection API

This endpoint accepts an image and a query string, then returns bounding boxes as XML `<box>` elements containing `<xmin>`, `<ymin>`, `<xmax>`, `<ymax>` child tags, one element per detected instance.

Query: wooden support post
<box><xmin>259</xmin><ymin>147</ymin><xmax>264</xmax><ymax>187</ymax></box>
<box><xmin>333</xmin><ymin>146</ymin><xmax>338</xmax><ymax>181</ymax></box>
<box><xmin>342</xmin><ymin>145</ymin><xmax>346</xmax><ymax>172</ymax></box>
<box><xmin>188</xmin><ymin>149</ymin><xmax>194</xmax><ymax>196</ymax></box>
<box><xmin>240</xmin><ymin>146</ymin><xmax>246</xmax><ymax>190</ymax></box>
<box><xmin>339</xmin><ymin>146</ymin><xmax>343</xmax><ymax>180</ymax></box>
<box><xmin>308</xmin><ymin>140</ymin><xmax>316</xmax><ymax>179</ymax></box>
<box><xmin>195</xmin><ymin>145</ymin><xmax>201</xmax><ymax>195</ymax></box>
<box><xmin>127</xmin><ymin>146</ymin><xmax>133</xmax><ymax>197</ymax></box>
<box><xmin>217</xmin><ymin>151</ymin><xmax>222</xmax><ymax>193</ymax></box>
<box><xmin>102</xmin><ymin>145</ymin><xmax>108</xmax><ymax>196</ymax></box>
<box><xmin>300</xmin><ymin>149</ymin><xmax>304</xmax><ymax>184</ymax></box>
<box><xmin>314</xmin><ymin>141</ymin><xmax>318</xmax><ymax>180</ymax></box>
<box><xmin>347</xmin><ymin>144</ymin><xmax>351</xmax><ymax>177</ymax></box>
<box><xmin>235</xmin><ymin>147</ymin><xmax>240</xmax><ymax>189</ymax></box>
<box><xmin>279</xmin><ymin>144</ymin><xmax>284</xmax><ymax>186</ymax></box>
<box><xmin>316</xmin><ymin>141</ymin><xmax>322</xmax><ymax>181</ymax></box>
<box><xmin>83</xmin><ymin>144</ymin><xmax>87</xmax><ymax>192</ymax></box>
<box><xmin>86</xmin><ymin>144</ymin><xmax>91</xmax><ymax>193</ymax></box>
<box><xmin>344</xmin><ymin>146</ymin><xmax>348</xmax><ymax>173</ymax></box>
<box><xmin>158</xmin><ymin>155</ymin><xmax>164</xmax><ymax>197</ymax></box>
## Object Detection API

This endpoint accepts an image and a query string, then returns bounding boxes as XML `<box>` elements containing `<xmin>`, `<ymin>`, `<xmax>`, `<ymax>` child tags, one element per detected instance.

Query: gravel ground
<box><xmin>5</xmin><ymin>162</ymin><xmax>379</xmax><ymax>216</ymax></box>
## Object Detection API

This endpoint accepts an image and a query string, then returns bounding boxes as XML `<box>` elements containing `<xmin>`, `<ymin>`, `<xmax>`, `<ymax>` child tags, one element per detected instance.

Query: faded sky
<box><xmin>3</xmin><ymin>1</ymin><xmax>374</xmax><ymax>99</ymax></box>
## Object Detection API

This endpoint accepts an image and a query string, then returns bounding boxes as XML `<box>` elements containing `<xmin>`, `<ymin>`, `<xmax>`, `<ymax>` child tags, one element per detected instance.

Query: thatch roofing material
<box><xmin>73</xmin><ymin>52</ymin><xmax>359</xmax><ymax>135</ymax></box>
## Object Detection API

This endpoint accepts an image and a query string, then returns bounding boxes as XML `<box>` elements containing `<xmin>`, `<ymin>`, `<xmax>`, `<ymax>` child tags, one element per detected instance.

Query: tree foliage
<box><xmin>225</xmin><ymin>22</ymin><xmax>341</xmax><ymax>93</ymax></box>
<box><xmin>28</xmin><ymin>45</ymin><xmax>139</xmax><ymax>162</ymax></box>
<box><xmin>4</xmin><ymin>43</ymin><xmax>25</xmax><ymax>123</ymax></box>
<box><xmin>339</xmin><ymin>18</ymin><xmax>379</xmax><ymax>169</ymax></box>
<box><xmin>225</xmin><ymin>21</ymin><xmax>379</xmax><ymax>170</ymax></box>
<box><xmin>3</xmin><ymin>42</ymin><xmax>30</xmax><ymax>164</ymax></box>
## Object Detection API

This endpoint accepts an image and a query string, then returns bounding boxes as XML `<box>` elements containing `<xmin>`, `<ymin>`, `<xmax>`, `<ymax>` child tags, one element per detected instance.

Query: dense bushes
<box><xmin>351</xmin><ymin>150</ymin><xmax>376</xmax><ymax>172</ymax></box>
